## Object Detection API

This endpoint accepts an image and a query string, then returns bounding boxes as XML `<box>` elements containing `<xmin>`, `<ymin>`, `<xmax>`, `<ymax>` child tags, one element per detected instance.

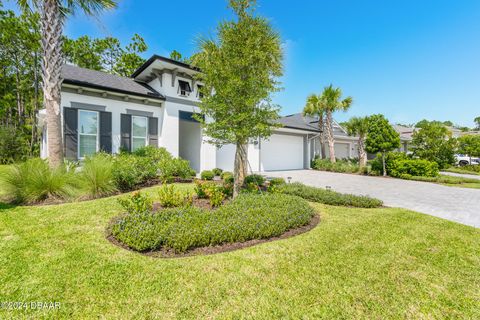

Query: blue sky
<box><xmin>5</xmin><ymin>0</ymin><xmax>480</xmax><ymax>127</ymax></box>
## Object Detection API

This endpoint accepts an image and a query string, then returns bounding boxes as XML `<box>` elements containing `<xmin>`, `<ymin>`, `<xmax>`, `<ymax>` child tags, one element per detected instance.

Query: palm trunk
<box><xmin>233</xmin><ymin>142</ymin><xmax>248</xmax><ymax>197</ymax></box>
<box><xmin>325</xmin><ymin>111</ymin><xmax>336</xmax><ymax>163</ymax></box>
<box><xmin>358</xmin><ymin>135</ymin><xmax>367</xmax><ymax>168</ymax></box>
<box><xmin>318</xmin><ymin>114</ymin><xmax>326</xmax><ymax>159</ymax></box>
<box><xmin>41</xmin><ymin>0</ymin><xmax>65</xmax><ymax>167</ymax></box>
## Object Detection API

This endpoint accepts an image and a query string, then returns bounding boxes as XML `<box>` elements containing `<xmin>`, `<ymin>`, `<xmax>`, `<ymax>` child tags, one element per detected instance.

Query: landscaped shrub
<box><xmin>244</xmin><ymin>174</ymin><xmax>265</xmax><ymax>186</ymax></box>
<box><xmin>157</xmin><ymin>184</ymin><xmax>190</xmax><ymax>207</ymax></box>
<box><xmin>311</xmin><ymin>158</ymin><xmax>360</xmax><ymax>173</ymax></box>
<box><xmin>194</xmin><ymin>179</ymin><xmax>216</xmax><ymax>198</ymax></box>
<box><xmin>371</xmin><ymin>152</ymin><xmax>439</xmax><ymax>177</ymax></box>
<box><xmin>77</xmin><ymin>153</ymin><xmax>117</xmax><ymax>198</ymax></box>
<box><xmin>220</xmin><ymin>171</ymin><xmax>233</xmax><ymax>180</ymax></box>
<box><xmin>111</xmin><ymin>193</ymin><xmax>315</xmax><ymax>253</ymax></box>
<box><xmin>446</xmin><ymin>165</ymin><xmax>480</xmax><ymax>174</ymax></box>
<box><xmin>112</xmin><ymin>154</ymin><xmax>158</xmax><ymax>191</ymax></box>
<box><xmin>200</xmin><ymin>170</ymin><xmax>214</xmax><ymax>180</ymax></box>
<box><xmin>212</xmin><ymin>168</ymin><xmax>223</xmax><ymax>176</ymax></box>
<box><xmin>278</xmin><ymin>182</ymin><xmax>382</xmax><ymax>208</ymax></box>
<box><xmin>204</xmin><ymin>184</ymin><xmax>226</xmax><ymax>207</ymax></box>
<box><xmin>158</xmin><ymin>158</ymin><xmax>195</xmax><ymax>182</ymax></box>
<box><xmin>268</xmin><ymin>177</ymin><xmax>286</xmax><ymax>186</ymax></box>
<box><xmin>117</xmin><ymin>191</ymin><xmax>153</xmax><ymax>215</ymax></box>
<box><xmin>389</xmin><ymin>158</ymin><xmax>439</xmax><ymax>178</ymax></box>
<box><xmin>133</xmin><ymin>146</ymin><xmax>172</xmax><ymax>162</ymax></box>
<box><xmin>0</xmin><ymin>158</ymin><xmax>77</xmax><ymax>204</ymax></box>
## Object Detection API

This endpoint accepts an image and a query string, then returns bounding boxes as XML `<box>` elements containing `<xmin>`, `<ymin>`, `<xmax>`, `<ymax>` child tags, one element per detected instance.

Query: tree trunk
<box><xmin>318</xmin><ymin>114</ymin><xmax>326</xmax><ymax>159</ymax></box>
<box><xmin>325</xmin><ymin>111</ymin><xmax>336</xmax><ymax>163</ymax></box>
<box><xmin>382</xmin><ymin>151</ymin><xmax>387</xmax><ymax>177</ymax></box>
<box><xmin>358</xmin><ymin>136</ymin><xmax>367</xmax><ymax>168</ymax></box>
<box><xmin>233</xmin><ymin>142</ymin><xmax>248</xmax><ymax>198</ymax></box>
<box><xmin>41</xmin><ymin>0</ymin><xmax>65</xmax><ymax>167</ymax></box>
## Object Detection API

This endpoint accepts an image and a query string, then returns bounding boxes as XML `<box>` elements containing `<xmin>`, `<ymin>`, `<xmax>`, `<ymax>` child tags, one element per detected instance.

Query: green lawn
<box><xmin>1</xmin><ymin>184</ymin><xmax>479</xmax><ymax>319</ymax></box>
<box><xmin>399</xmin><ymin>173</ymin><xmax>480</xmax><ymax>189</ymax></box>
<box><xmin>444</xmin><ymin>167</ymin><xmax>480</xmax><ymax>176</ymax></box>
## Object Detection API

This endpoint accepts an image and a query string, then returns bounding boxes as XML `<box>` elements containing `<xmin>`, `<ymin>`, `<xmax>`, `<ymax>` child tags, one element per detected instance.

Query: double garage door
<box><xmin>261</xmin><ymin>133</ymin><xmax>304</xmax><ymax>171</ymax></box>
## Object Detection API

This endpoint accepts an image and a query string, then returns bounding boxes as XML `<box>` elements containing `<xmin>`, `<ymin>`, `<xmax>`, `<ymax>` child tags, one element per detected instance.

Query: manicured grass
<box><xmin>444</xmin><ymin>167</ymin><xmax>480</xmax><ymax>176</ymax></box>
<box><xmin>1</xmin><ymin>184</ymin><xmax>479</xmax><ymax>319</ymax></box>
<box><xmin>399</xmin><ymin>174</ymin><xmax>480</xmax><ymax>189</ymax></box>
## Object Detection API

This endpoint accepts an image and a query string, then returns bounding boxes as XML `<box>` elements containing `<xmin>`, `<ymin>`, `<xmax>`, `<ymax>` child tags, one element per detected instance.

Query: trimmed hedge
<box><xmin>399</xmin><ymin>174</ymin><xmax>479</xmax><ymax>184</ymax></box>
<box><xmin>279</xmin><ymin>182</ymin><xmax>382</xmax><ymax>208</ymax></box>
<box><xmin>371</xmin><ymin>152</ymin><xmax>439</xmax><ymax>177</ymax></box>
<box><xmin>311</xmin><ymin>158</ymin><xmax>360</xmax><ymax>174</ymax></box>
<box><xmin>112</xmin><ymin>193</ymin><xmax>315</xmax><ymax>253</ymax></box>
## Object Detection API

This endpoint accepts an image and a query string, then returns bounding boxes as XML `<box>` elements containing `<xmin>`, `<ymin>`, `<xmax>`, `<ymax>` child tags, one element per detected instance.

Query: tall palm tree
<box><xmin>17</xmin><ymin>0</ymin><xmax>117</xmax><ymax>167</ymax></box>
<box><xmin>344</xmin><ymin>116</ymin><xmax>369</xmax><ymax>168</ymax></box>
<box><xmin>320</xmin><ymin>85</ymin><xmax>353</xmax><ymax>163</ymax></box>
<box><xmin>303</xmin><ymin>94</ymin><xmax>326</xmax><ymax>158</ymax></box>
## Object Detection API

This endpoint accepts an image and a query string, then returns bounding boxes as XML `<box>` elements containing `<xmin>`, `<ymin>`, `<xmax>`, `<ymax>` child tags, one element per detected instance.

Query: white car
<box><xmin>456</xmin><ymin>154</ymin><xmax>480</xmax><ymax>166</ymax></box>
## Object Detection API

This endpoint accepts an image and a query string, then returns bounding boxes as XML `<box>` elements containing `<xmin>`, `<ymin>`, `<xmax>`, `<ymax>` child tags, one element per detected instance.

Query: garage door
<box><xmin>334</xmin><ymin>143</ymin><xmax>350</xmax><ymax>159</ymax></box>
<box><xmin>261</xmin><ymin>134</ymin><xmax>304</xmax><ymax>171</ymax></box>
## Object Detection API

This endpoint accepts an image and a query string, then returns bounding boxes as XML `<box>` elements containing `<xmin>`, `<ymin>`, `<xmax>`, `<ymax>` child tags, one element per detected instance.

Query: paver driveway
<box><xmin>267</xmin><ymin>170</ymin><xmax>480</xmax><ymax>228</ymax></box>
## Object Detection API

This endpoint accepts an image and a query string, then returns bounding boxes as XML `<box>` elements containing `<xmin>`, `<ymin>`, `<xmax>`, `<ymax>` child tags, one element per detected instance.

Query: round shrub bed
<box><xmin>110</xmin><ymin>193</ymin><xmax>316</xmax><ymax>255</ymax></box>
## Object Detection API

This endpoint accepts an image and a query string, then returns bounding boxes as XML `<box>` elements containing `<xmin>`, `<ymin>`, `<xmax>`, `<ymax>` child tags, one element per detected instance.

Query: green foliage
<box><xmin>278</xmin><ymin>182</ymin><xmax>383</xmax><ymax>208</ymax></box>
<box><xmin>112</xmin><ymin>154</ymin><xmax>158</xmax><ymax>191</ymax></box>
<box><xmin>244</xmin><ymin>174</ymin><xmax>265</xmax><ymax>186</ymax></box>
<box><xmin>112</xmin><ymin>193</ymin><xmax>314</xmax><ymax>253</ymax></box>
<box><xmin>117</xmin><ymin>191</ymin><xmax>153</xmax><ymax>215</ymax></box>
<box><xmin>191</xmin><ymin>0</ymin><xmax>283</xmax><ymax>157</ymax></box>
<box><xmin>0</xmin><ymin>158</ymin><xmax>77</xmax><ymax>203</ymax></box>
<box><xmin>365</xmin><ymin>114</ymin><xmax>401</xmax><ymax>154</ymax></box>
<box><xmin>212</xmin><ymin>168</ymin><xmax>223</xmax><ymax>176</ymax></box>
<box><xmin>0</xmin><ymin>126</ymin><xmax>29</xmax><ymax>164</ymax></box>
<box><xmin>475</xmin><ymin>116</ymin><xmax>480</xmax><ymax>130</ymax></box>
<box><xmin>370</xmin><ymin>152</ymin><xmax>406</xmax><ymax>175</ymax></box>
<box><xmin>204</xmin><ymin>184</ymin><xmax>226</xmax><ymax>207</ymax></box>
<box><xmin>63</xmin><ymin>33</ymin><xmax>147</xmax><ymax>77</ymax></box>
<box><xmin>411</xmin><ymin>121</ymin><xmax>456</xmax><ymax>169</ymax></box>
<box><xmin>221</xmin><ymin>171</ymin><xmax>234</xmax><ymax>182</ymax></box>
<box><xmin>398</xmin><ymin>174</ymin><xmax>479</xmax><ymax>185</ymax></box>
<box><xmin>200</xmin><ymin>170</ymin><xmax>214</xmax><ymax>180</ymax></box>
<box><xmin>268</xmin><ymin>177</ymin><xmax>286</xmax><ymax>186</ymax></box>
<box><xmin>389</xmin><ymin>159</ymin><xmax>439</xmax><ymax>178</ymax></box>
<box><xmin>157</xmin><ymin>184</ymin><xmax>190</xmax><ymax>208</ymax></box>
<box><xmin>77</xmin><ymin>153</ymin><xmax>116</xmax><ymax>198</ymax></box>
<box><xmin>194</xmin><ymin>180</ymin><xmax>215</xmax><ymax>199</ymax></box>
<box><xmin>457</xmin><ymin>135</ymin><xmax>480</xmax><ymax>158</ymax></box>
<box><xmin>133</xmin><ymin>145</ymin><xmax>171</xmax><ymax>161</ymax></box>
<box><xmin>445</xmin><ymin>165</ymin><xmax>480</xmax><ymax>174</ymax></box>
<box><xmin>311</xmin><ymin>158</ymin><xmax>360</xmax><ymax>173</ymax></box>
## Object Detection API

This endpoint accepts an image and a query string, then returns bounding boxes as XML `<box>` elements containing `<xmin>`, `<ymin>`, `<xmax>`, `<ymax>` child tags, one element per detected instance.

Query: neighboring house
<box><xmin>39</xmin><ymin>55</ymin><xmax>317</xmax><ymax>172</ymax></box>
<box><xmin>392</xmin><ymin>124</ymin><xmax>414</xmax><ymax>153</ymax></box>
<box><xmin>276</xmin><ymin>113</ymin><xmax>359</xmax><ymax>160</ymax></box>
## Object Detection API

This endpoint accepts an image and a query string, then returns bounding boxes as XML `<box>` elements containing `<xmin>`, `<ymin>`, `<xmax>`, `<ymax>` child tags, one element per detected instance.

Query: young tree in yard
<box><xmin>303</xmin><ymin>94</ymin><xmax>326</xmax><ymax>158</ymax></box>
<box><xmin>16</xmin><ymin>0</ymin><xmax>117</xmax><ymax>167</ymax></box>
<box><xmin>320</xmin><ymin>85</ymin><xmax>353</xmax><ymax>163</ymax></box>
<box><xmin>345</xmin><ymin>116</ymin><xmax>369</xmax><ymax>168</ymax></box>
<box><xmin>475</xmin><ymin>116</ymin><xmax>480</xmax><ymax>130</ymax></box>
<box><xmin>192</xmin><ymin>0</ymin><xmax>283</xmax><ymax>197</ymax></box>
<box><xmin>457</xmin><ymin>135</ymin><xmax>480</xmax><ymax>163</ymax></box>
<box><xmin>365</xmin><ymin>114</ymin><xmax>400</xmax><ymax>176</ymax></box>
<box><xmin>411</xmin><ymin>121</ymin><xmax>456</xmax><ymax>169</ymax></box>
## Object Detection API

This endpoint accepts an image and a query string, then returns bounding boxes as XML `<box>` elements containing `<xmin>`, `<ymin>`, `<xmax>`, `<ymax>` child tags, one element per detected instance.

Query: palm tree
<box><xmin>17</xmin><ymin>0</ymin><xmax>117</xmax><ymax>167</ymax></box>
<box><xmin>303</xmin><ymin>94</ymin><xmax>326</xmax><ymax>158</ymax></box>
<box><xmin>320</xmin><ymin>85</ymin><xmax>353</xmax><ymax>163</ymax></box>
<box><xmin>344</xmin><ymin>116</ymin><xmax>369</xmax><ymax>168</ymax></box>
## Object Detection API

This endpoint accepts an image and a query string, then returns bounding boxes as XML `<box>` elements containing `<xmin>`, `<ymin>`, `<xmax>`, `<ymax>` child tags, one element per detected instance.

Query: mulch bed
<box><xmin>106</xmin><ymin>213</ymin><xmax>320</xmax><ymax>259</ymax></box>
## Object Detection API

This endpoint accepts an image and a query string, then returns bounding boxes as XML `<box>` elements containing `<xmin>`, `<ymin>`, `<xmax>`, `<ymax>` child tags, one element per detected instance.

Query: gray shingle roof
<box><xmin>278</xmin><ymin>113</ymin><xmax>322</xmax><ymax>132</ymax></box>
<box><xmin>62</xmin><ymin>64</ymin><xmax>164</xmax><ymax>100</ymax></box>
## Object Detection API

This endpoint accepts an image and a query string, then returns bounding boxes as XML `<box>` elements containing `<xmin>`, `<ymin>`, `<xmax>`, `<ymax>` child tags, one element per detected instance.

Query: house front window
<box><xmin>178</xmin><ymin>80</ymin><xmax>192</xmax><ymax>96</ymax></box>
<box><xmin>78</xmin><ymin>110</ymin><xmax>99</xmax><ymax>158</ymax></box>
<box><xmin>132</xmin><ymin>115</ymin><xmax>148</xmax><ymax>151</ymax></box>
<box><xmin>197</xmin><ymin>84</ymin><xmax>204</xmax><ymax>98</ymax></box>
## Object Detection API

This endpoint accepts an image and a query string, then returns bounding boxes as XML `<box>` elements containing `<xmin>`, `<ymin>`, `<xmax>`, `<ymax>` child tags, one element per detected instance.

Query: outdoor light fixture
<box><xmin>287</xmin><ymin>177</ymin><xmax>292</xmax><ymax>183</ymax></box>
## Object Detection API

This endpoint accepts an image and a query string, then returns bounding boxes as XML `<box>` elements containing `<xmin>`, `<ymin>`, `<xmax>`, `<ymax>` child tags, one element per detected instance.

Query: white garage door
<box><xmin>334</xmin><ymin>143</ymin><xmax>350</xmax><ymax>159</ymax></box>
<box><xmin>261</xmin><ymin>134</ymin><xmax>304</xmax><ymax>171</ymax></box>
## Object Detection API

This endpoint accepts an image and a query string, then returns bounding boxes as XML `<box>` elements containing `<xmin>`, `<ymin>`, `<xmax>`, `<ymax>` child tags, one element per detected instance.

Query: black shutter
<box><xmin>64</xmin><ymin>108</ymin><xmax>78</xmax><ymax>160</ymax></box>
<box><xmin>99</xmin><ymin>111</ymin><xmax>112</xmax><ymax>153</ymax></box>
<box><xmin>120</xmin><ymin>114</ymin><xmax>132</xmax><ymax>152</ymax></box>
<box><xmin>148</xmin><ymin>117</ymin><xmax>159</xmax><ymax>147</ymax></box>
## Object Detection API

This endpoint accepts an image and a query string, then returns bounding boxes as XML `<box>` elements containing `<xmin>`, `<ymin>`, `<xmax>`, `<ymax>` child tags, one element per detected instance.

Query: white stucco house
<box><xmin>40</xmin><ymin>55</ymin><xmax>323</xmax><ymax>172</ymax></box>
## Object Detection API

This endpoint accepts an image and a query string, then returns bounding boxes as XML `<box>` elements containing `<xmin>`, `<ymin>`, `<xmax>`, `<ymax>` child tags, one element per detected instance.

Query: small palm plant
<box><xmin>303</xmin><ymin>94</ymin><xmax>326</xmax><ymax>159</ymax></box>
<box><xmin>344</xmin><ymin>116</ymin><xmax>370</xmax><ymax>168</ymax></box>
